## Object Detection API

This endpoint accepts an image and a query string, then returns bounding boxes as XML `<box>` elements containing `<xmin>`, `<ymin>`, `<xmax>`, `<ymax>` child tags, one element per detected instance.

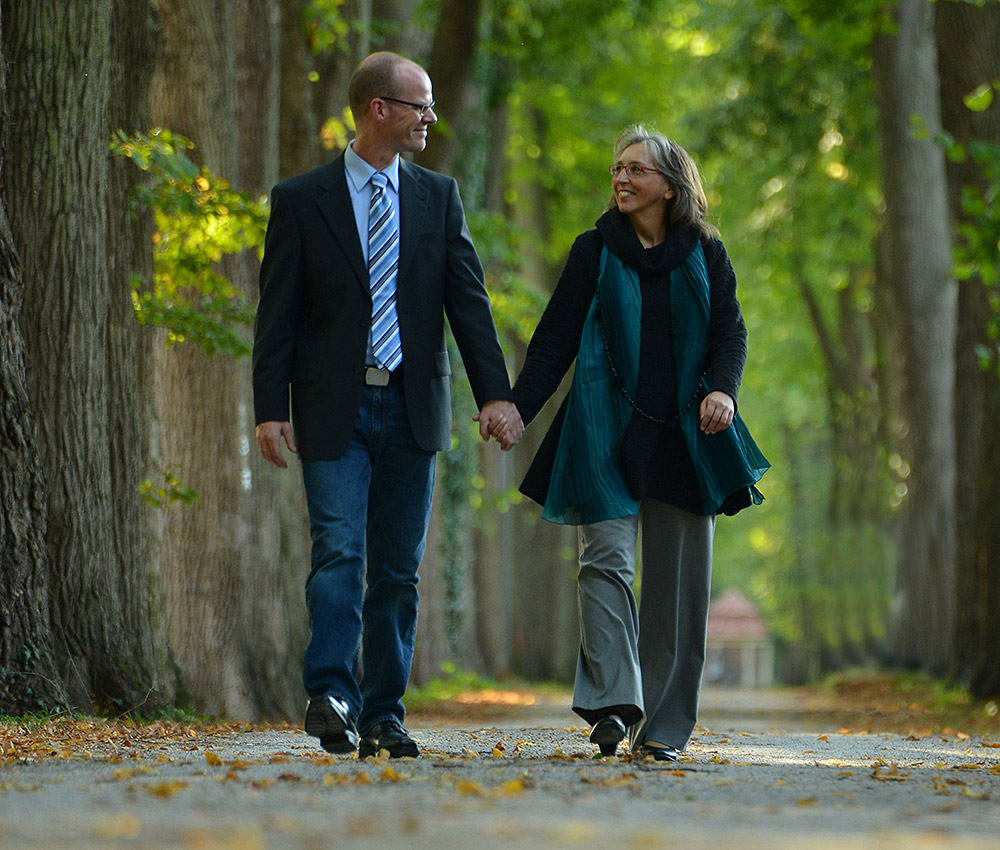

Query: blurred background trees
<box><xmin>1</xmin><ymin>0</ymin><xmax>998</xmax><ymax>716</ymax></box>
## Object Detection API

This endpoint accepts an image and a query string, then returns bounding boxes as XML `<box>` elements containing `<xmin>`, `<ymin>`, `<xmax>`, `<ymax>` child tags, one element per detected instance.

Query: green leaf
<box><xmin>963</xmin><ymin>82</ymin><xmax>995</xmax><ymax>113</ymax></box>
<box><xmin>111</xmin><ymin>129</ymin><xmax>266</xmax><ymax>359</ymax></box>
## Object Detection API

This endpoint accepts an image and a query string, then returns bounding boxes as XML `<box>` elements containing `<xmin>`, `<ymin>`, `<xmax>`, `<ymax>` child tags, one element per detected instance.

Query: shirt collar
<box><xmin>345</xmin><ymin>141</ymin><xmax>400</xmax><ymax>193</ymax></box>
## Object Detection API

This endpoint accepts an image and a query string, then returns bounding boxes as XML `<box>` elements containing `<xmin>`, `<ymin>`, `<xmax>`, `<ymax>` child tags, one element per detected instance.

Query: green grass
<box><xmin>404</xmin><ymin>662</ymin><xmax>569</xmax><ymax>714</ymax></box>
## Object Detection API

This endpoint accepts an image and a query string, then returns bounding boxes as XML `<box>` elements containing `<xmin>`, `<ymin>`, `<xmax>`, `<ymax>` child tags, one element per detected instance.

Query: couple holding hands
<box><xmin>253</xmin><ymin>51</ymin><xmax>768</xmax><ymax>764</ymax></box>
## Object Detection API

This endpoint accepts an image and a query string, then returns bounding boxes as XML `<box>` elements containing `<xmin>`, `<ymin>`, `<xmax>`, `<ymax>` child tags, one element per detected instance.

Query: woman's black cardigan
<box><xmin>511</xmin><ymin>210</ymin><xmax>748</xmax><ymax>517</ymax></box>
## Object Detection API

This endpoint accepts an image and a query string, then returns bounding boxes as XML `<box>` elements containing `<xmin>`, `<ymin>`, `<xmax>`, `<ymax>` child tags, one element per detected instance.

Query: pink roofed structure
<box><xmin>704</xmin><ymin>588</ymin><xmax>774</xmax><ymax>687</ymax></box>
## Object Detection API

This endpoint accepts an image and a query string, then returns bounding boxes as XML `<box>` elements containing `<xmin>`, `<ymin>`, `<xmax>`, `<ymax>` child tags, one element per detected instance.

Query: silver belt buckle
<box><xmin>365</xmin><ymin>366</ymin><xmax>390</xmax><ymax>386</ymax></box>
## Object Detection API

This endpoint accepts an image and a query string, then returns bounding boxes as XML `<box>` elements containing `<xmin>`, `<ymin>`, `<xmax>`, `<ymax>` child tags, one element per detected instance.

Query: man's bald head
<box><xmin>348</xmin><ymin>52</ymin><xmax>425</xmax><ymax>122</ymax></box>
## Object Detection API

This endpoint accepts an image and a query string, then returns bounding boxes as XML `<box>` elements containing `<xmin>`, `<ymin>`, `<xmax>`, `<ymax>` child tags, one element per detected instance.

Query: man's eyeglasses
<box><xmin>380</xmin><ymin>96</ymin><xmax>436</xmax><ymax>117</ymax></box>
<box><xmin>609</xmin><ymin>163</ymin><xmax>665</xmax><ymax>178</ymax></box>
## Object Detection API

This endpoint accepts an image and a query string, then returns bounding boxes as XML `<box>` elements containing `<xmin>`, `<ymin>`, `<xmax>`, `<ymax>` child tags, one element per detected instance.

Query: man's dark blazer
<box><xmin>252</xmin><ymin>152</ymin><xmax>511</xmax><ymax>460</ymax></box>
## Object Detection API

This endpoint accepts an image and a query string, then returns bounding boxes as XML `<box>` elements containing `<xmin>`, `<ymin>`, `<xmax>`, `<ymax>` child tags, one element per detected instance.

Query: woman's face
<box><xmin>611</xmin><ymin>142</ymin><xmax>675</xmax><ymax>221</ymax></box>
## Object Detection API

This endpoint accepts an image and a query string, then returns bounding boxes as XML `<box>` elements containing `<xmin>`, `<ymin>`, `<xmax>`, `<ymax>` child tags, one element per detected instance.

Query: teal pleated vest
<box><xmin>542</xmin><ymin>243</ymin><xmax>769</xmax><ymax>525</ymax></box>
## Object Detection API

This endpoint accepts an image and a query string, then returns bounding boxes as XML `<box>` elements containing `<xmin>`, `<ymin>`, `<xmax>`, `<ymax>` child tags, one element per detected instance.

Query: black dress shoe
<box><xmin>358</xmin><ymin>720</ymin><xmax>420</xmax><ymax>759</ymax></box>
<box><xmin>589</xmin><ymin>714</ymin><xmax>627</xmax><ymax>757</ymax></box>
<box><xmin>304</xmin><ymin>695</ymin><xmax>359</xmax><ymax>754</ymax></box>
<box><xmin>638</xmin><ymin>743</ymin><xmax>679</xmax><ymax>762</ymax></box>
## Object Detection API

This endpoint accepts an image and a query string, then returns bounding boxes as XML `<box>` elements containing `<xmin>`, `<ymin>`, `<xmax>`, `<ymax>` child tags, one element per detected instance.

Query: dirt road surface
<box><xmin>2</xmin><ymin>687</ymin><xmax>998</xmax><ymax>849</ymax></box>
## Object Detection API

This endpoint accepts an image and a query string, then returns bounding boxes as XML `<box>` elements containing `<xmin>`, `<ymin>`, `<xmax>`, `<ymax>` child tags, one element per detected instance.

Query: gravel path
<box><xmin>1</xmin><ymin>689</ymin><xmax>998</xmax><ymax>849</ymax></box>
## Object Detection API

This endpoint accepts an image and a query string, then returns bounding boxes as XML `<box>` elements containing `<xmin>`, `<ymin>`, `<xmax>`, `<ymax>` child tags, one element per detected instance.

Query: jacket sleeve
<box><xmin>704</xmin><ymin>237</ymin><xmax>747</xmax><ymax>404</ymax></box>
<box><xmin>511</xmin><ymin>231</ymin><xmax>601</xmax><ymax>426</ymax></box>
<box><xmin>252</xmin><ymin>184</ymin><xmax>302</xmax><ymax>424</ymax></box>
<box><xmin>440</xmin><ymin>178</ymin><xmax>513</xmax><ymax>408</ymax></box>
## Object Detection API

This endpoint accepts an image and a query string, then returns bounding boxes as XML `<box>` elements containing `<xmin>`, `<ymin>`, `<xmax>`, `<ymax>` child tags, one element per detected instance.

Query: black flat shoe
<box><xmin>638</xmin><ymin>743</ymin><xmax>678</xmax><ymax>762</ymax></box>
<box><xmin>304</xmin><ymin>695</ymin><xmax>359</xmax><ymax>754</ymax></box>
<box><xmin>589</xmin><ymin>714</ymin><xmax>627</xmax><ymax>757</ymax></box>
<box><xmin>358</xmin><ymin>720</ymin><xmax>420</xmax><ymax>759</ymax></box>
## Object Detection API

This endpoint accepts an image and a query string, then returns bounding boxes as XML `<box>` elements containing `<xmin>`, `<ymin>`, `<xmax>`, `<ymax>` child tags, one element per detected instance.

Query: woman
<box><xmin>502</xmin><ymin>126</ymin><xmax>768</xmax><ymax>761</ymax></box>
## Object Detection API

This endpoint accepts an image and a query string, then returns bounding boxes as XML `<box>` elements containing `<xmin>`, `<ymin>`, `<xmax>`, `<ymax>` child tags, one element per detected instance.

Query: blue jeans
<box><xmin>300</xmin><ymin>383</ymin><xmax>435</xmax><ymax>734</ymax></box>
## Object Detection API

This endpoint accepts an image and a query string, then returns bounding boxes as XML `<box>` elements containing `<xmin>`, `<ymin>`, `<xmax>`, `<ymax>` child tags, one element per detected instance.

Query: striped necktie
<box><xmin>368</xmin><ymin>171</ymin><xmax>402</xmax><ymax>371</ymax></box>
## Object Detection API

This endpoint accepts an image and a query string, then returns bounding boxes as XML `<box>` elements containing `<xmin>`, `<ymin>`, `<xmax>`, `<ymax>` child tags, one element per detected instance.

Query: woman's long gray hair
<box><xmin>609</xmin><ymin>124</ymin><xmax>719</xmax><ymax>239</ymax></box>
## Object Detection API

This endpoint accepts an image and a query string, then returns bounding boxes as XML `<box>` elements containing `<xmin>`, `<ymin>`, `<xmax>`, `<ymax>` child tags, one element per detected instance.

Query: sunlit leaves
<box><xmin>963</xmin><ymin>81</ymin><xmax>998</xmax><ymax>113</ymax></box>
<box><xmin>111</xmin><ymin>129</ymin><xmax>267</xmax><ymax>358</ymax></box>
<box><xmin>305</xmin><ymin>0</ymin><xmax>349</xmax><ymax>54</ymax></box>
<box><xmin>466</xmin><ymin>211</ymin><xmax>547</xmax><ymax>344</ymax></box>
<box><xmin>138</xmin><ymin>468</ymin><xmax>200</xmax><ymax>508</ymax></box>
<box><xmin>320</xmin><ymin>107</ymin><xmax>355</xmax><ymax>151</ymax></box>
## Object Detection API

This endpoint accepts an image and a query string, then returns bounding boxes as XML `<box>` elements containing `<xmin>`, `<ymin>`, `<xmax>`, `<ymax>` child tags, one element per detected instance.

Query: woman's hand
<box><xmin>699</xmin><ymin>391</ymin><xmax>734</xmax><ymax>434</ymax></box>
<box><xmin>474</xmin><ymin>401</ymin><xmax>524</xmax><ymax>450</ymax></box>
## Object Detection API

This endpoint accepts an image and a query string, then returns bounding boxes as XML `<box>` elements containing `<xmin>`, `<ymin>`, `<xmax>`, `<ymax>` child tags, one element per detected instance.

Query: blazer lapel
<box><xmin>397</xmin><ymin>160</ymin><xmax>427</xmax><ymax>286</ymax></box>
<box><xmin>315</xmin><ymin>154</ymin><xmax>367</xmax><ymax>291</ymax></box>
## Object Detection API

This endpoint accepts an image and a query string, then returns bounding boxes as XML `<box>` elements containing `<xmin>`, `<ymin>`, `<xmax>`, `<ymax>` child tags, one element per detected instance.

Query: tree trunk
<box><xmin>871</xmin><ymin>0</ymin><xmax>956</xmax><ymax>672</ymax></box>
<box><xmin>238</xmin><ymin>0</ymin><xmax>314</xmax><ymax>714</ymax></box>
<box><xmin>935</xmin><ymin>0</ymin><xmax>1000</xmax><ymax>697</ymax></box>
<box><xmin>279</xmin><ymin>0</ymin><xmax>327</xmax><ymax>179</ymax></box>
<box><xmin>414</xmin><ymin>0</ymin><xmax>481</xmax><ymax>175</ymax></box>
<box><xmin>793</xmin><ymin>253</ymin><xmax>893</xmax><ymax>666</ymax></box>
<box><xmin>107</xmin><ymin>0</ymin><xmax>176</xmax><ymax>711</ymax></box>
<box><xmin>151</xmin><ymin>0</ymin><xmax>302</xmax><ymax>718</ymax></box>
<box><xmin>0</xmin><ymin>15</ymin><xmax>65</xmax><ymax>711</ymax></box>
<box><xmin>372</xmin><ymin>0</ymin><xmax>424</xmax><ymax>57</ymax></box>
<box><xmin>4</xmin><ymin>0</ymin><xmax>171</xmax><ymax>709</ymax></box>
<box><xmin>504</xmin><ymin>106</ymin><xmax>579</xmax><ymax>682</ymax></box>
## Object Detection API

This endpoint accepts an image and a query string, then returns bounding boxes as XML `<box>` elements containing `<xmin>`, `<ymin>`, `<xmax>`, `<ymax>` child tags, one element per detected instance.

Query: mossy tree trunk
<box><xmin>3</xmin><ymin>0</ymin><xmax>172</xmax><ymax>710</ymax></box>
<box><xmin>872</xmin><ymin>0</ymin><xmax>956</xmax><ymax>672</ymax></box>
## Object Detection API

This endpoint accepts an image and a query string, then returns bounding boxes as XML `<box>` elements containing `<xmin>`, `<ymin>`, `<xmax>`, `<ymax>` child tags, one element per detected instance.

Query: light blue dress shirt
<box><xmin>344</xmin><ymin>142</ymin><xmax>401</xmax><ymax>366</ymax></box>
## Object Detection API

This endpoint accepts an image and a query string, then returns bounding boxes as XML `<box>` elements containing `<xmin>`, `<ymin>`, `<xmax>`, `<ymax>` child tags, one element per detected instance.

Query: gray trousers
<box><xmin>572</xmin><ymin>499</ymin><xmax>715</xmax><ymax>751</ymax></box>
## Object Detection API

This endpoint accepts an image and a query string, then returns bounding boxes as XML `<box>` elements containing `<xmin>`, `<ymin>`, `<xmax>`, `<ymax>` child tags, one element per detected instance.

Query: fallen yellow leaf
<box><xmin>205</xmin><ymin>752</ymin><xmax>222</xmax><ymax>767</ymax></box>
<box><xmin>380</xmin><ymin>766</ymin><xmax>402</xmax><ymax>783</ymax></box>
<box><xmin>141</xmin><ymin>780</ymin><xmax>189</xmax><ymax>798</ymax></box>
<box><xmin>456</xmin><ymin>779</ymin><xmax>486</xmax><ymax>796</ymax></box>
<box><xmin>872</xmin><ymin>763</ymin><xmax>908</xmax><ymax>781</ymax></box>
<box><xmin>962</xmin><ymin>786</ymin><xmax>988</xmax><ymax>799</ymax></box>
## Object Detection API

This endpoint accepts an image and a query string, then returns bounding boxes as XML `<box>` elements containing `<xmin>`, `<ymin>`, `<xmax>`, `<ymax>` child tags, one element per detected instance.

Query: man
<box><xmin>253</xmin><ymin>52</ymin><xmax>522</xmax><ymax>759</ymax></box>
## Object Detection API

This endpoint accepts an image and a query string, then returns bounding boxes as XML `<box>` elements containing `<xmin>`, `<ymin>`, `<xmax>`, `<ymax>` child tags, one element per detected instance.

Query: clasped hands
<box><xmin>474</xmin><ymin>400</ymin><xmax>523</xmax><ymax>451</ymax></box>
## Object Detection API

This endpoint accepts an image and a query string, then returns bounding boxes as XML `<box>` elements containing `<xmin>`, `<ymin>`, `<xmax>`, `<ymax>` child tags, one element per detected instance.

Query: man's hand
<box><xmin>473</xmin><ymin>400</ymin><xmax>524</xmax><ymax>451</ymax></box>
<box><xmin>699</xmin><ymin>391</ymin><xmax>735</xmax><ymax>435</ymax></box>
<box><xmin>256</xmin><ymin>420</ymin><xmax>298</xmax><ymax>468</ymax></box>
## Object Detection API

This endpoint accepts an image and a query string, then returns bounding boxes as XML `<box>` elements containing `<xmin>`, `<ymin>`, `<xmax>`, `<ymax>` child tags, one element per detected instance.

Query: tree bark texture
<box><xmin>0</xmin><ymin>11</ymin><xmax>65</xmax><ymax>711</ymax></box>
<box><xmin>4</xmin><ymin>0</ymin><xmax>170</xmax><ymax>708</ymax></box>
<box><xmin>935</xmin><ymin>0</ymin><xmax>1000</xmax><ymax>697</ymax></box>
<box><xmin>871</xmin><ymin>0</ymin><xmax>957</xmax><ymax>671</ymax></box>
<box><xmin>107</xmin><ymin>0</ymin><xmax>177</xmax><ymax>710</ymax></box>
<box><xmin>151</xmin><ymin>0</ymin><xmax>304</xmax><ymax>718</ymax></box>
<box><xmin>415</xmin><ymin>0</ymin><xmax>481</xmax><ymax>176</ymax></box>
<box><xmin>278</xmin><ymin>0</ymin><xmax>360</xmax><ymax>180</ymax></box>
<box><xmin>504</xmin><ymin>106</ymin><xmax>581</xmax><ymax>682</ymax></box>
